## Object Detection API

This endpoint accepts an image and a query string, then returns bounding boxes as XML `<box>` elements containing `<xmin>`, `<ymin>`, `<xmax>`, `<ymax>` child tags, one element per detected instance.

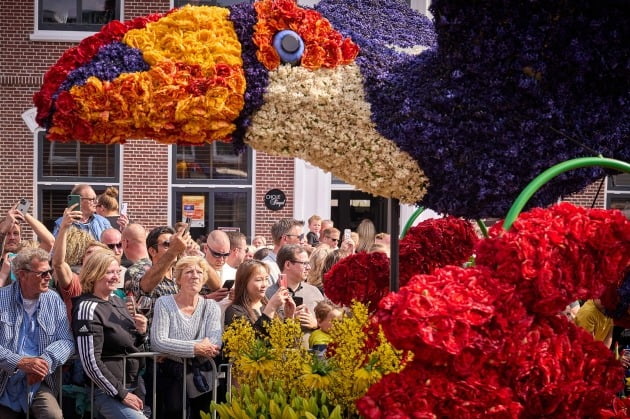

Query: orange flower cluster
<box><xmin>253</xmin><ymin>0</ymin><xmax>359</xmax><ymax>70</ymax></box>
<box><xmin>50</xmin><ymin>61</ymin><xmax>245</xmax><ymax>145</ymax></box>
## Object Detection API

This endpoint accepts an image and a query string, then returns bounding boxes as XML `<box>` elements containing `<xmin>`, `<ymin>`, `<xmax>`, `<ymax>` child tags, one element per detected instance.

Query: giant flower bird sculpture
<box><xmin>34</xmin><ymin>0</ymin><xmax>629</xmax><ymax>219</ymax></box>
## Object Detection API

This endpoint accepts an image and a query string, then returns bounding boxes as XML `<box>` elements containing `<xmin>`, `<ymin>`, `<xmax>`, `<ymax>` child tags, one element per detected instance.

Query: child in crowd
<box><xmin>309</xmin><ymin>301</ymin><xmax>343</xmax><ymax>354</ymax></box>
<box><xmin>306</xmin><ymin>214</ymin><xmax>322</xmax><ymax>247</ymax></box>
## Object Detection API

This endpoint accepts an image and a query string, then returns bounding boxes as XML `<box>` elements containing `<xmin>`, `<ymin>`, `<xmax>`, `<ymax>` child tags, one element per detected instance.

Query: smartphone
<box><xmin>16</xmin><ymin>198</ymin><xmax>31</xmax><ymax>214</ymax></box>
<box><xmin>184</xmin><ymin>217</ymin><xmax>191</xmax><ymax>234</ymax></box>
<box><xmin>223</xmin><ymin>279</ymin><xmax>235</xmax><ymax>290</ymax></box>
<box><xmin>343</xmin><ymin>228</ymin><xmax>351</xmax><ymax>241</ymax></box>
<box><xmin>67</xmin><ymin>194</ymin><xmax>81</xmax><ymax>208</ymax></box>
<box><xmin>293</xmin><ymin>296</ymin><xmax>304</xmax><ymax>307</ymax></box>
<box><xmin>120</xmin><ymin>202</ymin><xmax>128</xmax><ymax>216</ymax></box>
<box><xmin>278</xmin><ymin>274</ymin><xmax>287</xmax><ymax>288</ymax></box>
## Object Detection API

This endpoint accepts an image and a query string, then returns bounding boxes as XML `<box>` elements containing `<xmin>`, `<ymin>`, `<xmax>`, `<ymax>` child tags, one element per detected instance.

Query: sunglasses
<box><xmin>207</xmin><ymin>248</ymin><xmax>230</xmax><ymax>258</ymax></box>
<box><xmin>26</xmin><ymin>269</ymin><xmax>54</xmax><ymax>279</ymax></box>
<box><xmin>154</xmin><ymin>241</ymin><xmax>170</xmax><ymax>249</ymax></box>
<box><xmin>106</xmin><ymin>242</ymin><xmax>123</xmax><ymax>250</ymax></box>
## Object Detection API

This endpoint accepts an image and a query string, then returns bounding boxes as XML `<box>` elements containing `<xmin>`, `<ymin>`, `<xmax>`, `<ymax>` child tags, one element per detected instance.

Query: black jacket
<box><xmin>72</xmin><ymin>293</ymin><xmax>146</xmax><ymax>401</ymax></box>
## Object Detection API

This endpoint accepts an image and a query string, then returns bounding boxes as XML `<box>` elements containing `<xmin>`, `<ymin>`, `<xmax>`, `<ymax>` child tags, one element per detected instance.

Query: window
<box><xmin>37</xmin><ymin>132</ymin><xmax>121</xmax><ymax>231</ymax></box>
<box><xmin>174</xmin><ymin>0</ymin><xmax>253</xmax><ymax>7</ymax></box>
<box><xmin>39</xmin><ymin>0</ymin><xmax>120</xmax><ymax>31</ymax></box>
<box><xmin>607</xmin><ymin>174</ymin><xmax>630</xmax><ymax>219</ymax></box>
<box><xmin>172</xmin><ymin>144</ymin><xmax>253</xmax><ymax>240</ymax></box>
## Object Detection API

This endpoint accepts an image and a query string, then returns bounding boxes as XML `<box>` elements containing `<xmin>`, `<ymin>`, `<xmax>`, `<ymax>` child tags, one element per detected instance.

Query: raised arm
<box><xmin>24</xmin><ymin>213</ymin><xmax>55</xmax><ymax>252</ymax></box>
<box><xmin>52</xmin><ymin>205</ymin><xmax>81</xmax><ymax>289</ymax></box>
<box><xmin>139</xmin><ymin>229</ymin><xmax>189</xmax><ymax>294</ymax></box>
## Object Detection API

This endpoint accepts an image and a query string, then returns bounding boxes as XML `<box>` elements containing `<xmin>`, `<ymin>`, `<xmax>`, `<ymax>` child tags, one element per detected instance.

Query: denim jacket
<box><xmin>0</xmin><ymin>282</ymin><xmax>75</xmax><ymax>396</ymax></box>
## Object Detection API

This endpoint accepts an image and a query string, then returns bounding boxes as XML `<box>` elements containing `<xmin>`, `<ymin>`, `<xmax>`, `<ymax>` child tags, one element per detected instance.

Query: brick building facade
<box><xmin>1</xmin><ymin>0</ymin><xmax>626</xmax><ymax>245</ymax></box>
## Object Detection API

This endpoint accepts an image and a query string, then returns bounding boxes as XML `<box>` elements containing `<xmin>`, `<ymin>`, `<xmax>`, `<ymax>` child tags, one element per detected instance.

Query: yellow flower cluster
<box><xmin>221</xmin><ymin>303</ymin><xmax>409</xmax><ymax>417</ymax></box>
<box><xmin>124</xmin><ymin>5</ymin><xmax>242</xmax><ymax>75</ymax></box>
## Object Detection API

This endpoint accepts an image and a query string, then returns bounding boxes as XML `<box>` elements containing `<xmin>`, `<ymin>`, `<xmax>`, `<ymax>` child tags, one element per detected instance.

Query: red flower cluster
<box><xmin>476</xmin><ymin>203</ymin><xmax>630</xmax><ymax>315</ymax></box>
<box><xmin>399</xmin><ymin>216</ymin><xmax>478</xmax><ymax>286</ymax></box>
<box><xmin>33</xmin><ymin>12</ymin><xmax>167</xmax><ymax>127</ymax></box>
<box><xmin>358</xmin><ymin>203</ymin><xmax>630</xmax><ymax>417</ymax></box>
<box><xmin>323</xmin><ymin>251</ymin><xmax>390</xmax><ymax>312</ymax></box>
<box><xmin>253</xmin><ymin>0</ymin><xmax>359</xmax><ymax>70</ymax></box>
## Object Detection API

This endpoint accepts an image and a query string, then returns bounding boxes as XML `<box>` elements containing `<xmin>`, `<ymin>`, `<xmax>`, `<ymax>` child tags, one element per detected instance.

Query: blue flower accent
<box><xmin>228</xmin><ymin>2</ymin><xmax>270</xmax><ymax>153</ymax></box>
<box><xmin>273</xmin><ymin>30</ymin><xmax>305</xmax><ymax>65</ymax></box>
<box><xmin>54</xmin><ymin>42</ymin><xmax>149</xmax><ymax>101</ymax></box>
<box><xmin>318</xmin><ymin>0</ymin><xmax>630</xmax><ymax>218</ymax></box>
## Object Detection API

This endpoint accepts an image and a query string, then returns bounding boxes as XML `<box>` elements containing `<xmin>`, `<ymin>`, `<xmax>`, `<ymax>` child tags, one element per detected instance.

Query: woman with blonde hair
<box><xmin>73</xmin><ymin>251</ymin><xmax>148</xmax><ymax>418</ymax></box>
<box><xmin>151</xmin><ymin>256</ymin><xmax>222</xmax><ymax>419</ymax></box>
<box><xmin>307</xmin><ymin>246</ymin><xmax>332</xmax><ymax>293</ymax></box>
<box><xmin>356</xmin><ymin>219</ymin><xmax>376</xmax><ymax>253</ymax></box>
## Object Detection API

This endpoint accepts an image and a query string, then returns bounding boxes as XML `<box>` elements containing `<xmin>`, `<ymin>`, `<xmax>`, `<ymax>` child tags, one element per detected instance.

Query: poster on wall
<box><xmin>182</xmin><ymin>195</ymin><xmax>205</xmax><ymax>228</ymax></box>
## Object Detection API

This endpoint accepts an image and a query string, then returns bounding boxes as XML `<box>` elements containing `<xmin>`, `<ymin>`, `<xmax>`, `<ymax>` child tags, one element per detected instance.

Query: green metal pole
<box><xmin>400</xmin><ymin>206</ymin><xmax>425</xmax><ymax>238</ymax></box>
<box><xmin>503</xmin><ymin>157</ymin><xmax>630</xmax><ymax>231</ymax></box>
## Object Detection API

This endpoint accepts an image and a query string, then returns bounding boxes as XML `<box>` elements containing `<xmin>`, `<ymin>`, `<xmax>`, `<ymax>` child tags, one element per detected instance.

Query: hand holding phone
<box><xmin>67</xmin><ymin>194</ymin><xmax>81</xmax><ymax>209</ymax></box>
<box><xmin>16</xmin><ymin>199</ymin><xmax>31</xmax><ymax>214</ymax></box>
<box><xmin>278</xmin><ymin>274</ymin><xmax>287</xmax><ymax>288</ymax></box>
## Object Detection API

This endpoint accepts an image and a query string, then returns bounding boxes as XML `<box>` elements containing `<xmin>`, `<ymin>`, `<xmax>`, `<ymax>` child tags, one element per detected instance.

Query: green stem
<box><xmin>400</xmin><ymin>206</ymin><xmax>425</xmax><ymax>238</ymax></box>
<box><xmin>503</xmin><ymin>157</ymin><xmax>630</xmax><ymax>231</ymax></box>
<box><xmin>476</xmin><ymin>219</ymin><xmax>489</xmax><ymax>238</ymax></box>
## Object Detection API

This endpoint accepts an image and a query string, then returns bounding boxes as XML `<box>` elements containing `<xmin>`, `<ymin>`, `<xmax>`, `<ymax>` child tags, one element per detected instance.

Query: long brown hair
<box><xmin>232</xmin><ymin>260</ymin><xmax>269</xmax><ymax>323</ymax></box>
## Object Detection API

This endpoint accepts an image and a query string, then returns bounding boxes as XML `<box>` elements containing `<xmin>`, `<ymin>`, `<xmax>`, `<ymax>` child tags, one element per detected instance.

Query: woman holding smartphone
<box><xmin>224</xmin><ymin>260</ymin><xmax>296</xmax><ymax>334</ymax></box>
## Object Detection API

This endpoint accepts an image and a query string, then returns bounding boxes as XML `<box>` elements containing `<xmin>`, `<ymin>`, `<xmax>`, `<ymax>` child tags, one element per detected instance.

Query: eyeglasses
<box><xmin>291</xmin><ymin>260</ymin><xmax>311</xmax><ymax>268</ymax></box>
<box><xmin>154</xmin><ymin>241</ymin><xmax>170</xmax><ymax>249</ymax></box>
<box><xmin>25</xmin><ymin>269</ymin><xmax>54</xmax><ymax>279</ymax></box>
<box><xmin>106</xmin><ymin>242</ymin><xmax>123</xmax><ymax>250</ymax></box>
<box><xmin>285</xmin><ymin>234</ymin><xmax>305</xmax><ymax>240</ymax></box>
<box><xmin>207</xmin><ymin>248</ymin><xmax>230</xmax><ymax>259</ymax></box>
<box><xmin>81</xmin><ymin>197</ymin><xmax>98</xmax><ymax>203</ymax></box>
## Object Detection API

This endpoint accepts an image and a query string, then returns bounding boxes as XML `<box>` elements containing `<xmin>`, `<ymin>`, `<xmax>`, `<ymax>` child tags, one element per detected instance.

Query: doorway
<box><xmin>331</xmin><ymin>190</ymin><xmax>388</xmax><ymax>233</ymax></box>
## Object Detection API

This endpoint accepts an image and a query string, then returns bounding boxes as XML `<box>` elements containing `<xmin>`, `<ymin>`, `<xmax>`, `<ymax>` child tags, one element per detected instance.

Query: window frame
<box><xmin>171</xmin><ymin>143</ymin><xmax>253</xmax><ymax>186</ymax></box>
<box><xmin>31</xmin><ymin>0</ymin><xmax>123</xmax><ymax>42</ymax></box>
<box><xmin>37</xmin><ymin>131</ymin><xmax>121</xmax><ymax>183</ymax></box>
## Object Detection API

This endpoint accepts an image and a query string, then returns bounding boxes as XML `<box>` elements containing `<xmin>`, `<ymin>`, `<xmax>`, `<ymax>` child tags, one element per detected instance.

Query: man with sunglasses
<box><xmin>262</xmin><ymin>218</ymin><xmax>305</xmax><ymax>284</ymax></box>
<box><xmin>0</xmin><ymin>248</ymin><xmax>74</xmax><ymax>418</ymax></box>
<box><xmin>320</xmin><ymin>228</ymin><xmax>341</xmax><ymax>249</ymax></box>
<box><xmin>202</xmin><ymin>230</ymin><xmax>232</xmax><ymax>302</ymax></box>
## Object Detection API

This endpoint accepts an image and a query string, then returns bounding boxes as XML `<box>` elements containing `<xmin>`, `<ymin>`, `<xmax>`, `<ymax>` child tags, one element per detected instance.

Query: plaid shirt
<box><xmin>124</xmin><ymin>258</ymin><xmax>178</xmax><ymax>325</ymax></box>
<box><xmin>0</xmin><ymin>282</ymin><xmax>74</xmax><ymax>397</ymax></box>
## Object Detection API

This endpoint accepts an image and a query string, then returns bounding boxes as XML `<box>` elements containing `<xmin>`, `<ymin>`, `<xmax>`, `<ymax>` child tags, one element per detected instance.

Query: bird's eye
<box><xmin>273</xmin><ymin>30</ymin><xmax>304</xmax><ymax>65</ymax></box>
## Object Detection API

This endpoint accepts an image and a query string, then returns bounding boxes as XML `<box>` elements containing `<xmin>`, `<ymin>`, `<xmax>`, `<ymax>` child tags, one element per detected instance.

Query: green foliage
<box><xmin>209</xmin><ymin>379</ymin><xmax>343</xmax><ymax>419</ymax></box>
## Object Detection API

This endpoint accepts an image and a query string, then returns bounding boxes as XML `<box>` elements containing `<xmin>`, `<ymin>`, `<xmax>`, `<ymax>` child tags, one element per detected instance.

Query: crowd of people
<box><xmin>0</xmin><ymin>184</ymin><xmax>391</xmax><ymax>418</ymax></box>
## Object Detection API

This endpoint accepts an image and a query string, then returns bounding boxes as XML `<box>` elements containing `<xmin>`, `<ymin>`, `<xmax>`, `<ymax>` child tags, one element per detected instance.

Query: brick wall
<box><xmin>563</xmin><ymin>178</ymin><xmax>607</xmax><ymax>209</ymax></box>
<box><xmin>254</xmin><ymin>151</ymin><xmax>295</xmax><ymax>243</ymax></box>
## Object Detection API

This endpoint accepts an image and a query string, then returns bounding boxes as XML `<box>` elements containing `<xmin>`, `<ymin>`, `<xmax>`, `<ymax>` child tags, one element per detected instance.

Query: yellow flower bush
<box><xmin>219</xmin><ymin>303</ymin><xmax>410</xmax><ymax>417</ymax></box>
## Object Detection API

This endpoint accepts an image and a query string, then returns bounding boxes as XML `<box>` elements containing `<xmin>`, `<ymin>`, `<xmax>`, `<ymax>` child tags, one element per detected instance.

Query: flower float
<box><xmin>323</xmin><ymin>216</ymin><xmax>479</xmax><ymax>310</ymax></box>
<box><xmin>357</xmin><ymin>203</ymin><xmax>630</xmax><ymax>417</ymax></box>
<box><xmin>34</xmin><ymin>0</ymin><xmax>630</xmax><ymax>219</ymax></box>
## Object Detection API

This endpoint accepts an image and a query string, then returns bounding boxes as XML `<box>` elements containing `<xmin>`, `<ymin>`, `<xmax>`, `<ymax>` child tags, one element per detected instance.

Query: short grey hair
<box><xmin>12</xmin><ymin>248</ymin><xmax>50</xmax><ymax>274</ymax></box>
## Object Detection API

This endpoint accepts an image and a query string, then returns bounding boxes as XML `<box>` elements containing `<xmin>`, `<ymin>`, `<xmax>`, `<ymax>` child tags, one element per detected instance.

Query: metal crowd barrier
<box><xmin>24</xmin><ymin>352</ymin><xmax>231</xmax><ymax>419</ymax></box>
